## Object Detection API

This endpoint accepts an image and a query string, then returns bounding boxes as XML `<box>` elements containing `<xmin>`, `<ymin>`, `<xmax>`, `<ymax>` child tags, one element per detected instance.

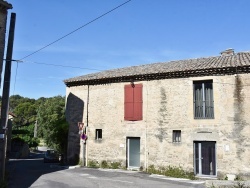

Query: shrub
<box><xmin>147</xmin><ymin>165</ymin><xmax>160</xmax><ymax>174</ymax></box>
<box><xmin>147</xmin><ymin>165</ymin><xmax>196</xmax><ymax>180</ymax></box>
<box><xmin>101</xmin><ymin>160</ymin><xmax>109</xmax><ymax>168</ymax></box>
<box><xmin>111</xmin><ymin>162</ymin><xmax>121</xmax><ymax>169</ymax></box>
<box><xmin>88</xmin><ymin>160</ymin><xmax>99</xmax><ymax>168</ymax></box>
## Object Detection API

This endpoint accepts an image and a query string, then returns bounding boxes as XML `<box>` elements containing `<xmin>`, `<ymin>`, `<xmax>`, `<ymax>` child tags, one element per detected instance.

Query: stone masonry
<box><xmin>66</xmin><ymin>73</ymin><xmax>250</xmax><ymax>179</ymax></box>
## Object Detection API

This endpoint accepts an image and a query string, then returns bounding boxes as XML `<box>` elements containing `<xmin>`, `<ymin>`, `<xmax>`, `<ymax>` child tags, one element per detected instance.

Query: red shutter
<box><xmin>124</xmin><ymin>84</ymin><xmax>143</xmax><ymax>121</ymax></box>
<box><xmin>134</xmin><ymin>84</ymin><xmax>143</xmax><ymax>120</ymax></box>
<box><xmin>124</xmin><ymin>85</ymin><xmax>134</xmax><ymax>120</ymax></box>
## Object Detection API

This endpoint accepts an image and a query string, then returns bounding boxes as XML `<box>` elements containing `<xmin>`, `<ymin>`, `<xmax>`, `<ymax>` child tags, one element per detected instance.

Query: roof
<box><xmin>0</xmin><ymin>109</ymin><xmax>16</xmax><ymax>118</ymax></box>
<box><xmin>64</xmin><ymin>51</ymin><xmax>250</xmax><ymax>87</ymax></box>
<box><xmin>8</xmin><ymin>112</ymin><xmax>16</xmax><ymax>118</ymax></box>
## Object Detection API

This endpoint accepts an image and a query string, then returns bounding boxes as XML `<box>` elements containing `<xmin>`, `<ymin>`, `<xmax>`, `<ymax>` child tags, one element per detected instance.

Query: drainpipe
<box><xmin>145</xmin><ymin>81</ymin><xmax>149</xmax><ymax>171</ymax></box>
<box><xmin>85</xmin><ymin>85</ymin><xmax>90</xmax><ymax>166</ymax></box>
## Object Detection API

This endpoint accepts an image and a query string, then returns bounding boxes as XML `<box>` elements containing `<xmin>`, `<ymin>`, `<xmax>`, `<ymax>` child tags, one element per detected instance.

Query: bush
<box><xmin>88</xmin><ymin>160</ymin><xmax>99</xmax><ymax>168</ymax></box>
<box><xmin>111</xmin><ymin>162</ymin><xmax>121</xmax><ymax>169</ymax></box>
<box><xmin>148</xmin><ymin>165</ymin><xmax>160</xmax><ymax>174</ymax></box>
<box><xmin>147</xmin><ymin>165</ymin><xmax>196</xmax><ymax>180</ymax></box>
<box><xmin>101</xmin><ymin>160</ymin><xmax>109</xmax><ymax>168</ymax></box>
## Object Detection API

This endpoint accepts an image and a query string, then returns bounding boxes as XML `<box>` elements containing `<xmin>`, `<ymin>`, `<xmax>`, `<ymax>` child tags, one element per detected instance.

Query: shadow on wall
<box><xmin>66</xmin><ymin>92</ymin><xmax>84</xmax><ymax>165</ymax></box>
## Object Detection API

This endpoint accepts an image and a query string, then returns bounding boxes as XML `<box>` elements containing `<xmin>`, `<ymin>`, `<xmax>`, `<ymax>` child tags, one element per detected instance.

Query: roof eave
<box><xmin>65</xmin><ymin>65</ymin><xmax>250</xmax><ymax>87</ymax></box>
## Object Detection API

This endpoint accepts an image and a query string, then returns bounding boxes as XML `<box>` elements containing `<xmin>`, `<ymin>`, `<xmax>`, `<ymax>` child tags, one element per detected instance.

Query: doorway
<box><xmin>127</xmin><ymin>137</ymin><xmax>140</xmax><ymax>168</ymax></box>
<box><xmin>194</xmin><ymin>141</ymin><xmax>216</xmax><ymax>176</ymax></box>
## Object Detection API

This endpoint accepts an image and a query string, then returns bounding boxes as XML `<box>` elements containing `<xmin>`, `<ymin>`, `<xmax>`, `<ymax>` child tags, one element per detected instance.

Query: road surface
<box><xmin>7</xmin><ymin>152</ymin><xmax>205</xmax><ymax>188</ymax></box>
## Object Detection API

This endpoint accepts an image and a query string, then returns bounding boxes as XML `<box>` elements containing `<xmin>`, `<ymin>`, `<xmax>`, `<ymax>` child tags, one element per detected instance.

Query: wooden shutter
<box><xmin>133</xmin><ymin>84</ymin><xmax>143</xmax><ymax>120</ymax></box>
<box><xmin>124</xmin><ymin>85</ymin><xmax>134</xmax><ymax>120</ymax></box>
<box><xmin>124</xmin><ymin>84</ymin><xmax>143</xmax><ymax>121</ymax></box>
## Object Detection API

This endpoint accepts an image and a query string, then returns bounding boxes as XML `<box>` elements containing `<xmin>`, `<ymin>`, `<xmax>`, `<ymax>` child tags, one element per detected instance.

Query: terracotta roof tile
<box><xmin>64</xmin><ymin>51</ymin><xmax>250</xmax><ymax>86</ymax></box>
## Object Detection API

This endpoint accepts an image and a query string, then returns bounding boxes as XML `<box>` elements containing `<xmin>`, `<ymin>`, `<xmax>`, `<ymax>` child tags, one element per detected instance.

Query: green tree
<box><xmin>10</xmin><ymin>95</ymin><xmax>39</xmax><ymax>148</ymax></box>
<box><xmin>9</xmin><ymin>95</ymin><xmax>36</xmax><ymax>112</ymax></box>
<box><xmin>37</xmin><ymin>96</ymin><xmax>68</xmax><ymax>154</ymax></box>
<box><xmin>13</xmin><ymin>102</ymin><xmax>37</xmax><ymax>126</ymax></box>
<box><xmin>12</xmin><ymin>124</ymin><xmax>39</xmax><ymax>148</ymax></box>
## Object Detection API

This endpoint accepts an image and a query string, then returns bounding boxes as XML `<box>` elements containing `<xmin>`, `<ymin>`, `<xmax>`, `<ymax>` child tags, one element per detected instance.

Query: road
<box><xmin>6</xmin><ymin>152</ymin><xmax>63</xmax><ymax>188</ymax></box>
<box><xmin>7</xmin><ymin>153</ymin><xmax>205</xmax><ymax>188</ymax></box>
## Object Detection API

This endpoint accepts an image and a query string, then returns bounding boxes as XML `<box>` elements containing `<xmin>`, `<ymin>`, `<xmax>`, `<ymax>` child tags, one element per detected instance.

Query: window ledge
<box><xmin>172</xmin><ymin>142</ymin><xmax>181</xmax><ymax>144</ymax></box>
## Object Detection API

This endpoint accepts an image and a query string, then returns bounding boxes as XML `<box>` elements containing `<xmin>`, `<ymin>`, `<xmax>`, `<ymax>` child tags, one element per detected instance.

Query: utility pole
<box><xmin>34</xmin><ymin>120</ymin><xmax>37</xmax><ymax>138</ymax></box>
<box><xmin>0</xmin><ymin>12</ymin><xmax>16</xmax><ymax>181</ymax></box>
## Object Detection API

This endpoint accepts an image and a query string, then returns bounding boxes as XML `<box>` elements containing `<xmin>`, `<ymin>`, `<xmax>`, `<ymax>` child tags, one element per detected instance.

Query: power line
<box><xmin>19</xmin><ymin>0</ymin><xmax>132</xmax><ymax>60</ymax></box>
<box><xmin>12</xmin><ymin>61</ymin><xmax>18</xmax><ymax>96</ymax></box>
<box><xmin>17</xmin><ymin>60</ymin><xmax>103</xmax><ymax>71</ymax></box>
<box><xmin>10</xmin><ymin>0</ymin><xmax>132</xmax><ymax>96</ymax></box>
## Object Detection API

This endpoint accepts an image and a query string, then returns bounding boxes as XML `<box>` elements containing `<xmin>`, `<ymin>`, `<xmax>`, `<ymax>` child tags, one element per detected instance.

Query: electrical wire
<box><xmin>10</xmin><ymin>0</ymin><xmax>132</xmax><ymax>96</ymax></box>
<box><xmin>12</xmin><ymin>61</ymin><xmax>18</xmax><ymax>96</ymax></box>
<box><xmin>17</xmin><ymin>60</ymin><xmax>104</xmax><ymax>71</ymax></box>
<box><xmin>19</xmin><ymin>0</ymin><xmax>132</xmax><ymax>61</ymax></box>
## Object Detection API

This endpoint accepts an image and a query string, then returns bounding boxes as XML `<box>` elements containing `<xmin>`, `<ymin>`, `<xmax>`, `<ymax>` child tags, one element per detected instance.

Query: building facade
<box><xmin>64</xmin><ymin>49</ymin><xmax>250</xmax><ymax>179</ymax></box>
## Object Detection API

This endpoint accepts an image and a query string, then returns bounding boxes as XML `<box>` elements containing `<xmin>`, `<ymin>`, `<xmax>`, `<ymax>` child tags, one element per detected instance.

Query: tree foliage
<box><xmin>8</xmin><ymin>95</ymin><xmax>68</xmax><ymax>153</ymax></box>
<box><xmin>13</xmin><ymin>102</ymin><xmax>37</xmax><ymax>126</ymax></box>
<box><xmin>37</xmin><ymin>96</ymin><xmax>68</xmax><ymax>153</ymax></box>
<box><xmin>12</xmin><ymin>124</ymin><xmax>40</xmax><ymax>148</ymax></box>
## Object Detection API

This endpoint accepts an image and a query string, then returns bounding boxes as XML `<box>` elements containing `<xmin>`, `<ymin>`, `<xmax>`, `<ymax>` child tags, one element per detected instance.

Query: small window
<box><xmin>173</xmin><ymin>130</ymin><xmax>181</xmax><ymax>143</ymax></box>
<box><xmin>95</xmin><ymin>129</ymin><xmax>102</xmax><ymax>140</ymax></box>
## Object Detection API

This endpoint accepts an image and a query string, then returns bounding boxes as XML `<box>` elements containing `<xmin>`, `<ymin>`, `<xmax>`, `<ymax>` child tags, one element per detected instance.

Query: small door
<box><xmin>127</xmin><ymin>137</ymin><xmax>140</xmax><ymax>168</ymax></box>
<box><xmin>194</xmin><ymin>141</ymin><xmax>216</xmax><ymax>176</ymax></box>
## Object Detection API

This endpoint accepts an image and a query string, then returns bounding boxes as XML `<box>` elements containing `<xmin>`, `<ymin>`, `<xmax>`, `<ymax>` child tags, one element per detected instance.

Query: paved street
<box><xmin>7</xmin><ymin>153</ymin><xmax>205</xmax><ymax>188</ymax></box>
<box><xmin>6</xmin><ymin>152</ymin><xmax>63</xmax><ymax>188</ymax></box>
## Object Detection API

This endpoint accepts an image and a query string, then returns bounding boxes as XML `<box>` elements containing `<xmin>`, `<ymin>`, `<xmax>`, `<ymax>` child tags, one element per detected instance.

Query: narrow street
<box><xmin>6</xmin><ymin>152</ymin><xmax>63</xmax><ymax>188</ymax></box>
<box><xmin>6</xmin><ymin>152</ymin><xmax>205</xmax><ymax>188</ymax></box>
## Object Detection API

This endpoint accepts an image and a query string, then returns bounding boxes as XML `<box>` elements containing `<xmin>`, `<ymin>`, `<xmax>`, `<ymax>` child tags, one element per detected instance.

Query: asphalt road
<box><xmin>6</xmin><ymin>153</ymin><xmax>205</xmax><ymax>188</ymax></box>
<box><xmin>6</xmin><ymin>152</ymin><xmax>63</xmax><ymax>188</ymax></box>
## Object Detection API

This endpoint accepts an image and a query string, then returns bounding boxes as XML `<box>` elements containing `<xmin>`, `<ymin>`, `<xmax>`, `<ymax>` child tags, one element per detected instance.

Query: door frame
<box><xmin>194</xmin><ymin>141</ymin><xmax>217</xmax><ymax>177</ymax></box>
<box><xmin>126</xmin><ymin>137</ymin><xmax>140</xmax><ymax>169</ymax></box>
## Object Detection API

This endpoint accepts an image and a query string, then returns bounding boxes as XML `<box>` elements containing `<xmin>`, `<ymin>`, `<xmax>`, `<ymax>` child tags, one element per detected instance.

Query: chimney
<box><xmin>220</xmin><ymin>48</ymin><xmax>234</xmax><ymax>56</ymax></box>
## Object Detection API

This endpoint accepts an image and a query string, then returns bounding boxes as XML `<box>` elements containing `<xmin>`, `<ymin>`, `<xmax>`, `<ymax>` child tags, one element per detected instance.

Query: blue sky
<box><xmin>3</xmin><ymin>0</ymin><xmax>250</xmax><ymax>99</ymax></box>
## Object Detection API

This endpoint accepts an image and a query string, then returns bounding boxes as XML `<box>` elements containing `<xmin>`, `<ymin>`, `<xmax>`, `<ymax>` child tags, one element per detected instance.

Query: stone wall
<box><xmin>65</xmin><ymin>93</ymin><xmax>84</xmax><ymax>165</ymax></box>
<box><xmin>66</xmin><ymin>74</ymin><xmax>250</xmax><ymax>178</ymax></box>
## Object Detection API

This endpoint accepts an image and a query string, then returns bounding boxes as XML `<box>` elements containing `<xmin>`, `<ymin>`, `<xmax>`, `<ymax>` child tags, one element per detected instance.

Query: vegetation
<box><xmin>147</xmin><ymin>165</ymin><xmax>196</xmax><ymax>180</ymax></box>
<box><xmin>101</xmin><ymin>160</ymin><xmax>108</xmax><ymax>168</ymax></box>
<box><xmin>87</xmin><ymin>160</ymin><xmax>124</xmax><ymax>169</ymax></box>
<box><xmin>12</xmin><ymin>125</ymin><xmax>39</xmax><ymax>148</ymax></box>
<box><xmin>8</xmin><ymin>95</ymin><xmax>68</xmax><ymax>154</ymax></box>
<box><xmin>36</xmin><ymin>96</ymin><xmax>68</xmax><ymax>154</ymax></box>
<box><xmin>110</xmin><ymin>162</ymin><xmax>121</xmax><ymax>169</ymax></box>
<box><xmin>88</xmin><ymin>160</ymin><xmax>99</xmax><ymax>168</ymax></box>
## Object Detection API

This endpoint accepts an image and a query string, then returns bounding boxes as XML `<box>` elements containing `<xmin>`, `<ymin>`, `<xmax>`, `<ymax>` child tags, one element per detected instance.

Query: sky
<box><xmin>2</xmin><ymin>0</ymin><xmax>250</xmax><ymax>99</ymax></box>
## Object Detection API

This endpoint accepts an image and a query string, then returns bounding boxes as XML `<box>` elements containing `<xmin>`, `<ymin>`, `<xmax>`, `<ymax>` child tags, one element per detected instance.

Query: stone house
<box><xmin>64</xmin><ymin>49</ymin><xmax>250</xmax><ymax>179</ymax></box>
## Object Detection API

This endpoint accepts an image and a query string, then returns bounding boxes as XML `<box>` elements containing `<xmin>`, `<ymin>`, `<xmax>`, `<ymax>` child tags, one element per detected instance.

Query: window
<box><xmin>95</xmin><ymin>129</ymin><xmax>102</xmax><ymax>140</ymax></box>
<box><xmin>124</xmin><ymin>84</ymin><xmax>143</xmax><ymax>121</ymax></box>
<box><xmin>173</xmin><ymin>130</ymin><xmax>181</xmax><ymax>143</ymax></box>
<box><xmin>193</xmin><ymin>80</ymin><xmax>214</xmax><ymax>119</ymax></box>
